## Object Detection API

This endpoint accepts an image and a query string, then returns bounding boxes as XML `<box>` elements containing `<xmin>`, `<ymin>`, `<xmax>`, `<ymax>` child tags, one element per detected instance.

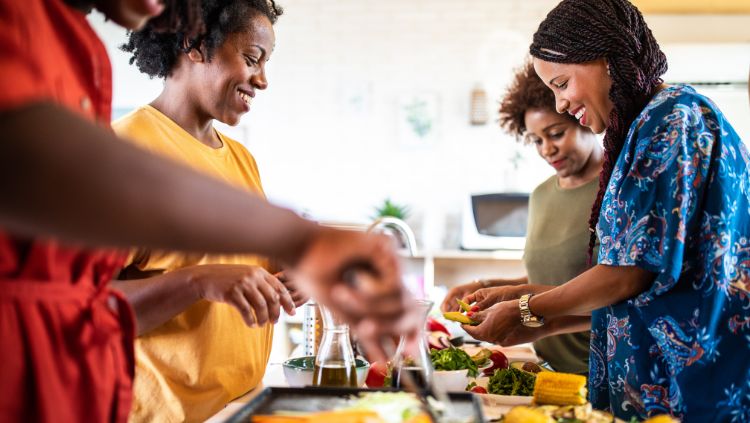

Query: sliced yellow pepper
<box><xmin>443</xmin><ymin>311</ymin><xmax>477</xmax><ymax>325</ymax></box>
<box><xmin>456</xmin><ymin>298</ymin><xmax>472</xmax><ymax>313</ymax></box>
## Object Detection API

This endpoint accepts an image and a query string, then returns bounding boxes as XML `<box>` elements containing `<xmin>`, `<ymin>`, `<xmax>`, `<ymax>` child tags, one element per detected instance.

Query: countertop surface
<box><xmin>205</xmin><ymin>344</ymin><xmax>538</xmax><ymax>422</ymax></box>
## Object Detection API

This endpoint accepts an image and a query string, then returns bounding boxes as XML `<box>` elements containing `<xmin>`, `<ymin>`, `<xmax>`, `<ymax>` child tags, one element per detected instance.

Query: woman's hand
<box><xmin>294</xmin><ymin>228</ymin><xmax>413</xmax><ymax>362</ymax></box>
<box><xmin>464</xmin><ymin>286</ymin><xmax>522</xmax><ymax>310</ymax></box>
<box><xmin>461</xmin><ymin>299</ymin><xmax>546</xmax><ymax>346</ymax></box>
<box><xmin>275</xmin><ymin>271</ymin><xmax>309</xmax><ymax>308</ymax></box>
<box><xmin>188</xmin><ymin>264</ymin><xmax>296</xmax><ymax>327</ymax></box>
<box><xmin>440</xmin><ymin>280</ymin><xmax>484</xmax><ymax>312</ymax></box>
<box><xmin>461</xmin><ymin>300</ymin><xmax>519</xmax><ymax>345</ymax></box>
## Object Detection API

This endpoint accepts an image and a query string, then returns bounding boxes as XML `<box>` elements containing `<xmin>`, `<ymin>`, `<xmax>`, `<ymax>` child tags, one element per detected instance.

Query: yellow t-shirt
<box><xmin>113</xmin><ymin>105</ymin><xmax>273</xmax><ymax>423</ymax></box>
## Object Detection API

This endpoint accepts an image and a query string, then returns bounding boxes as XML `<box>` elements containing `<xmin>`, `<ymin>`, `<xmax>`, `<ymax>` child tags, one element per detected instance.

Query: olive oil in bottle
<box><xmin>312</xmin><ymin>304</ymin><xmax>359</xmax><ymax>388</ymax></box>
<box><xmin>312</xmin><ymin>363</ymin><xmax>357</xmax><ymax>387</ymax></box>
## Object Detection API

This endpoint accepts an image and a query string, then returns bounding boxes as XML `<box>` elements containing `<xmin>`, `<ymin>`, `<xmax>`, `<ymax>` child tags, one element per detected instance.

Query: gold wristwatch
<box><xmin>519</xmin><ymin>293</ymin><xmax>544</xmax><ymax>328</ymax></box>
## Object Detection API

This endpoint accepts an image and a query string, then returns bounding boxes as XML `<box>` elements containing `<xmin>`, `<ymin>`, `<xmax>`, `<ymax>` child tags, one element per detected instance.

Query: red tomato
<box><xmin>365</xmin><ymin>361</ymin><xmax>388</xmax><ymax>387</ymax></box>
<box><xmin>483</xmin><ymin>350</ymin><xmax>509</xmax><ymax>376</ymax></box>
<box><xmin>426</xmin><ymin>317</ymin><xmax>450</xmax><ymax>335</ymax></box>
<box><xmin>470</xmin><ymin>386</ymin><xmax>488</xmax><ymax>394</ymax></box>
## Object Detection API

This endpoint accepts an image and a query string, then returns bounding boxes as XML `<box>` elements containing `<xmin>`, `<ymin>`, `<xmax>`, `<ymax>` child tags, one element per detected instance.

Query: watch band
<box><xmin>519</xmin><ymin>293</ymin><xmax>544</xmax><ymax>327</ymax></box>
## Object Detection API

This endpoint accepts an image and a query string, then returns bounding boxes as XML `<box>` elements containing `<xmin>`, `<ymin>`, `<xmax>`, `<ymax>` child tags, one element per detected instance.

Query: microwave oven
<box><xmin>460</xmin><ymin>193</ymin><xmax>529</xmax><ymax>251</ymax></box>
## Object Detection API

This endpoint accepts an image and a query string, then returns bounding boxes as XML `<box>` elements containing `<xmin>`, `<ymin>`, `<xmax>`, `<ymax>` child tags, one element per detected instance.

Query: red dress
<box><xmin>0</xmin><ymin>0</ymin><xmax>134</xmax><ymax>421</ymax></box>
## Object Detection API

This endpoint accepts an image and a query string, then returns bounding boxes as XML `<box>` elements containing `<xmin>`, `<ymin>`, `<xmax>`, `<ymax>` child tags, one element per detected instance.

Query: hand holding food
<box><xmin>463</xmin><ymin>285</ymin><xmax>522</xmax><ymax>310</ymax></box>
<box><xmin>461</xmin><ymin>300</ymin><xmax>520</xmax><ymax>344</ymax></box>
<box><xmin>440</xmin><ymin>280</ymin><xmax>485</xmax><ymax>312</ymax></box>
<box><xmin>442</xmin><ymin>299</ymin><xmax>478</xmax><ymax>325</ymax></box>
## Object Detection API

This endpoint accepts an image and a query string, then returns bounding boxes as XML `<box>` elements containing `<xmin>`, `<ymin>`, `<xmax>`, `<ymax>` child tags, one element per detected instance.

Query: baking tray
<box><xmin>224</xmin><ymin>386</ymin><xmax>485</xmax><ymax>422</ymax></box>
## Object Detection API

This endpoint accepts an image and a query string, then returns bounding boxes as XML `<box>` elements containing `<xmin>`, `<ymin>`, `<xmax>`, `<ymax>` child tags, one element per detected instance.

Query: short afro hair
<box><xmin>122</xmin><ymin>0</ymin><xmax>283</xmax><ymax>79</ymax></box>
<box><xmin>498</xmin><ymin>60</ymin><xmax>577</xmax><ymax>141</ymax></box>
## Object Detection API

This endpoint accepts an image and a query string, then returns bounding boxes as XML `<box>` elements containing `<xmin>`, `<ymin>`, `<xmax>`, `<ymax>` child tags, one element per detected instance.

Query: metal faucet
<box><xmin>367</xmin><ymin>216</ymin><xmax>418</xmax><ymax>257</ymax></box>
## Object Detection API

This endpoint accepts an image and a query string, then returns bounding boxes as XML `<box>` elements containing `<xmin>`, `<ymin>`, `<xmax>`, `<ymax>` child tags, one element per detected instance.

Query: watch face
<box><xmin>523</xmin><ymin>319</ymin><xmax>544</xmax><ymax>328</ymax></box>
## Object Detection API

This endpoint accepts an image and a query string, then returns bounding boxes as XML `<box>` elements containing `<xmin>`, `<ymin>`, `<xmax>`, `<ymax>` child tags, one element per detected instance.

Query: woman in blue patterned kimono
<box><xmin>463</xmin><ymin>0</ymin><xmax>750</xmax><ymax>421</ymax></box>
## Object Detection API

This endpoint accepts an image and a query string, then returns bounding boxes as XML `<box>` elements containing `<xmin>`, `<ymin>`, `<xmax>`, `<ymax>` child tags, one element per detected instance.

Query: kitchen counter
<box><xmin>205</xmin><ymin>363</ymin><xmax>288</xmax><ymax>422</ymax></box>
<box><xmin>206</xmin><ymin>344</ymin><xmax>538</xmax><ymax>421</ymax></box>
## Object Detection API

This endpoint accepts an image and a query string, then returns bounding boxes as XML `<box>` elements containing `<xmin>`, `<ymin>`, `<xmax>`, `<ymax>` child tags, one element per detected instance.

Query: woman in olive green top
<box><xmin>441</xmin><ymin>61</ymin><xmax>602</xmax><ymax>374</ymax></box>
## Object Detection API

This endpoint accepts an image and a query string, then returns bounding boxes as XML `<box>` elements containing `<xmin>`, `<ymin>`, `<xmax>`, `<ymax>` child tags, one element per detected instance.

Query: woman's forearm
<box><xmin>112</xmin><ymin>268</ymin><xmax>200</xmax><ymax>335</ymax></box>
<box><xmin>485</xmin><ymin>275</ymin><xmax>529</xmax><ymax>287</ymax></box>
<box><xmin>0</xmin><ymin>103</ymin><xmax>317</xmax><ymax>264</ymax></box>
<box><xmin>528</xmin><ymin>264</ymin><xmax>655</xmax><ymax>319</ymax></box>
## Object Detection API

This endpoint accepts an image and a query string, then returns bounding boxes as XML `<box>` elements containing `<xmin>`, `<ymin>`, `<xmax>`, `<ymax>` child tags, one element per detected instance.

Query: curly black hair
<box><xmin>498</xmin><ymin>60</ymin><xmax>577</xmax><ymax>141</ymax></box>
<box><xmin>122</xmin><ymin>0</ymin><xmax>283</xmax><ymax>79</ymax></box>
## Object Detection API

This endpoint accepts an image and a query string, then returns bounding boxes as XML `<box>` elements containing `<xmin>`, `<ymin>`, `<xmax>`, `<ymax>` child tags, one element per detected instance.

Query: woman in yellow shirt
<box><xmin>111</xmin><ymin>1</ymin><xmax>306</xmax><ymax>421</ymax></box>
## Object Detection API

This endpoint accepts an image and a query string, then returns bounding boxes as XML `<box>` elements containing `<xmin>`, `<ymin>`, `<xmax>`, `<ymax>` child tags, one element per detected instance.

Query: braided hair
<box><xmin>122</xmin><ymin>0</ymin><xmax>283</xmax><ymax>79</ymax></box>
<box><xmin>529</xmin><ymin>0</ymin><xmax>667</xmax><ymax>261</ymax></box>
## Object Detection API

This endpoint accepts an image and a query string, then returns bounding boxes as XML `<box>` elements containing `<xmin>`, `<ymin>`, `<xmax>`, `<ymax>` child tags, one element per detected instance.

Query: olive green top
<box><xmin>523</xmin><ymin>175</ymin><xmax>599</xmax><ymax>375</ymax></box>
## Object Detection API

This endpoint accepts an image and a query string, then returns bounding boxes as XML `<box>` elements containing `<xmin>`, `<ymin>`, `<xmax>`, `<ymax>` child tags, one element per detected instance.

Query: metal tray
<box><xmin>224</xmin><ymin>386</ymin><xmax>485</xmax><ymax>422</ymax></box>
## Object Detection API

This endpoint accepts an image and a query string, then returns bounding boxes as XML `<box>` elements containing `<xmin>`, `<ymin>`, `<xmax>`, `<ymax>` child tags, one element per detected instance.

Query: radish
<box><xmin>427</xmin><ymin>331</ymin><xmax>452</xmax><ymax>350</ymax></box>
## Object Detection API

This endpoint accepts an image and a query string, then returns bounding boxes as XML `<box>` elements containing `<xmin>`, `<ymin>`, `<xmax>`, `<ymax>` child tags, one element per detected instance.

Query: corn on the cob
<box><xmin>503</xmin><ymin>406</ymin><xmax>554</xmax><ymax>423</ymax></box>
<box><xmin>532</xmin><ymin>372</ymin><xmax>587</xmax><ymax>406</ymax></box>
<box><xmin>643</xmin><ymin>415</ymin><xmax>680</xmax><ymax>423</ymax></box>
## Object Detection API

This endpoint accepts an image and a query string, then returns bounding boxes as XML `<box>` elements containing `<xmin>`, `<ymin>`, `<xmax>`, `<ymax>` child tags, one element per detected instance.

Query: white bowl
<box><xmin>282</xmin><ymin>356</ymin><xmax>370</xmax><ymax>387</ymax></box>
<box><xmin>432</xmin><ymin>369</ymin><xmax>470</xmax><ymax>392</ymax></box>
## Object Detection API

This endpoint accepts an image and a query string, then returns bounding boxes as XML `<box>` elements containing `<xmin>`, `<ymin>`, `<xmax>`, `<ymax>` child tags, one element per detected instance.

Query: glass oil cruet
<box><xmin>312</xmin><ymin>303</ymin><xmax>358</xmax><ymax>387</ymax></box>
<box><xmin>390</xmin><ymin>299</ymin><xmax>434</xmax><ymax>389</ymax></box>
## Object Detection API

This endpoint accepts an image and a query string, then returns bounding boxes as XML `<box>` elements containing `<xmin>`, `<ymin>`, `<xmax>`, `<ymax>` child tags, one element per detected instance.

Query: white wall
<box><xmin>89</xmin><ymin>1</ymin><xmax>750</xmax><ymax>251</ymax></box>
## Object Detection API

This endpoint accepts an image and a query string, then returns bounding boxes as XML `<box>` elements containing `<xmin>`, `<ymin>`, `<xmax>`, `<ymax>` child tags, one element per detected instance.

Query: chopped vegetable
<box><xmin>470</xmin><ymin>348</ymin><xmax>492</xmax><ymax>367</ymax></box>
<box><xmin>456</xmin><ymin>298</ymin><xmax>472</xmax><ymax>313</ymax></box>
<box><xmin>430</xmin><ymin>347</ymin><xmax>479</xmax><ymax>377</ymax></box>
<box><xmin>487</xmin><ymin>367</ymin><xmax>536</xmax><ymax>396</ymax></box>
<box><xmin>442</xmin><ymin>311</ymin><xmax>477</xmax><ymax>325</ymax></box>
<box><xmin>345</xmin><ymin>392</ymin><xmax>423</xmax><ymax>423</ymax></box>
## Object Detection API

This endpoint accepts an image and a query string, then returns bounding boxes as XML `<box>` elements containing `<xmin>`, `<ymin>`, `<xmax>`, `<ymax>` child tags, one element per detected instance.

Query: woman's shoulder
<box><xmin>530</xmin><ymin>175</ymin><xmax>558</xmax><ymax>198</ymax></box>
<box><xmin>634</xmin><ymin>84</ymin><xmax>725</xmax><ymax>132</ymax></box>
<box><xmin>215</xmin><ymin>131</ymin><xmax>259</xmax><ymax>162</ymax></box>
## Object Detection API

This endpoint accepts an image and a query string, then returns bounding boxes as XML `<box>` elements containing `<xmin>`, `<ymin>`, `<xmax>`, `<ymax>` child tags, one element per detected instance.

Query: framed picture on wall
<box><xmin>396</xmin><ymin>92</ymin><xmax>440</xmax><ymax>148</ymax></box>
<box><xmin>630</xmin><ymin>0</ymin><xmax>750</xmax><ymax>14</ymax></box>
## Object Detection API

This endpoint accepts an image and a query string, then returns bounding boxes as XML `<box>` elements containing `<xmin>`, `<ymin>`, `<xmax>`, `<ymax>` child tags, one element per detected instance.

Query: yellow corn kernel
<box><xmin>532</xmin><ymin>372</ymin><xmax>588</xmax><ymax>406</ymax></box>
<box><xmin>503</xmin><ymin>406</ymin><xmax>554</xmax><ymax>423</ymax></box>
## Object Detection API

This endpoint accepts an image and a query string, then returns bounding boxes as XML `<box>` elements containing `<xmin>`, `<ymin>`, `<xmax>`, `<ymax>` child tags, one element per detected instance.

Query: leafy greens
<box><xmin>487</xmin><ymin>367</ymin><xmax>536</xmax><ymax>396</ymax></box>
<box><xmin>430</xmin><ymin>347</ymin><xmax>479</xmax><ymax>377</ymax></box>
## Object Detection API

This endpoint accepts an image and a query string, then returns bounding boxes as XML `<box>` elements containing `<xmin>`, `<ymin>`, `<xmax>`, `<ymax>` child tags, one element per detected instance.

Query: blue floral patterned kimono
<box><xmin>590</xmin><ymin>85</ymin><xmax>750</xmax><ymax>422</ymax></box>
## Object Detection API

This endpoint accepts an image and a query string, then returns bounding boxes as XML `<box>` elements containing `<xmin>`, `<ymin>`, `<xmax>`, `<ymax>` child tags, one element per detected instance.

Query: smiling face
<box><xmin>188</xmin><ymin>13</ymin><xmax>275</xmax><ymax>126</ymax></box>
<box><xmin>533</xmin><ymin>58</ymin><xmax>614</xmax><ymax>134</ymax></box>
<box><xmin>524</xmin><ymin>108</ymin><xmax>599</xmax><ymax>180</ymax></box>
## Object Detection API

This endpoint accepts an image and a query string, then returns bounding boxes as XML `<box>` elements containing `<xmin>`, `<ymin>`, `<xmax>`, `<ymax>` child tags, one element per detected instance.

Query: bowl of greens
<box><xmin>430</xmin><ymin>347</ymin><xmax>479</xmax><ymax>392</ymax></box>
